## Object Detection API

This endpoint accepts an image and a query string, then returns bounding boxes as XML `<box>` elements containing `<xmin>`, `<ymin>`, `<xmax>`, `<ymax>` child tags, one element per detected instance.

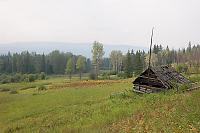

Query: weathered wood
<box><xmin>134</xmin><ymin>78</ymin><xmax>164</xmax><ymax>87</ymax></box>
<box><xmin>110</xmin><ymin>92</ymin><xmax>125</xmax><ymax>98</ymax></box>
<box><xmin>133</xmin><ymin>89</ymin><xmax>146</xmax><ymax>94</ymax></box>
<box><xmin>132</xmin><ymin>65</ymin><xmax>190</xmax><ymax>94</ymax></box>
<box><xmin>182</xmin><ymin>86</ymin><xmax>200</xmax><ymax>92</ymax></box>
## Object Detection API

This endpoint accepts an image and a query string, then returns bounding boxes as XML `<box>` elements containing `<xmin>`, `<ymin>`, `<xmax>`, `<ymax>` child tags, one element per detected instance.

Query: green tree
<box><xmin>110</xmin><ymin>50</ymin><xmax>123</xmax><ymax>73</ymax></box>
<box><xmin>0</xmin><ymin>59</ymin><xmax>4</xmax><ymax>73</ymax></box>
<box><xmin>135</xmin><ymin>51</ymin><xmax>143</xmax><ymax>75</ymax></box>
<box><xmin>41</xmin><ymin>53</ymin><xmax>46</xmax><ymax>72</ymax></box>
<box><xmin>187</xmin><ymin>41</ymin><xmax>192</xmax><ymax>53</ymax></box>
<box><xmin>65</xmin><ymin>58</ymin><xmax>75</xmax><ymax>81</ymax></box>
<box><xmin>124</xmin><ymin>50</ymin><xmax>133</xmax><ymax>78</ymax></box>
<box><xmin>91</xmin><ymin>41</ymin><xmax>105</xmax><ymax>78</ymax></box>
<box><xmin>130</xmin><ymin>49</ymin><xmax>136</xmax><ymax>73</ymax></box>
<box><xmin>76</xmin><ymin>56</ymin><xmax>85</xmax><ymax>80</ymax></box>
<box><xmin>49</xmin><ymin>50</ymin><xmax>67</xmax><ymax>74</ymax></box>
<box><xmin>40</xmin><ymin>72</ymin><xmax>46</xmax><ymax>80</ymax></box>
<box><xmin>85</xmin><ymin>59</ymin><xmax>92</xmax><ymax>73</ymax></box>
<box><xmin>145</xmin><ymin>52</ymin><xmax>158</xmax><ymax>67</ymax></box>
<box><xmin>166</xmin><ymin>45</ymin><xmax>171</xmax><ymax>65</ymax></box>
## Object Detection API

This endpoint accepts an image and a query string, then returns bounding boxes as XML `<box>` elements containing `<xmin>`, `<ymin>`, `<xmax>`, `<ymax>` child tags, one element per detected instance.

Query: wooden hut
<box><xmin>132</xmin><ymin>65</ymin><xmax>190</xmax><ymax>94</ymax></box>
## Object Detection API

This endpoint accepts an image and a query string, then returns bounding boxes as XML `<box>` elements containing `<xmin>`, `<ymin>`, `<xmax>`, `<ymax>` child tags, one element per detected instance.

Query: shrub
<box><xmin>101</xmin><ymin>72</ymin><xmax>110</xmax><ymax>79</ymax></box>
<box><xmin>38</xmin><ymin>85</ymin><xmax>47</xmax><ymax>91</ymax></box>
<box><xmin>117</xmin><ymin>71</ymin><xmax>126</xmax><ymax>79</ymax></box>
<box><xmin>10</xmin><ymin>90</ymin><xmax>18</xmax><ymax>94</ymax></box>
<box><xmin>0</xmin><ymin>73</ymin><xmax>42</xmax><ymax>84</ymax></box>
<box><xmin>89</xmin><ymin>72</ymin><xmax>96</xmax><ymax>80</ymax></box>
<box><xmin>0</xmin><ymin>74</ymin><xmax>25</xmax><ymax>84</ymax></box>
<box><xmin>32</xmin><ymin>93</ymin><xmax>38</xmax><ymax>96</ymax></box>
<box><xmin>176</xmin><ymin>64</ymin><xmax>189</xmax><ymax>74</ymax></box>
<box><xmin>1</xmin><ymin>78</ymin><xmax>10</xmax><ymax>84</ymax></box>
<box><xmin>0</xmin><ymin>88</ymin><xmax>10</xmax><ymax>92</ymax></box>
<box><xmin>13</xmin><ymin>73</ymin><xmax>23</xmax><ymax>82</ymax></box>
<box><xmin>109</xmin><ymin>71</ymin><xmax>117</xmax><ymax>75</ymax></box>
<box><xmin>183</xmin><ymin>65</ymin><xmax>189</xmax><ymax>74</ymax></box>
<box><xmin>40</xmin><ymin>72</ymin><xmax>46</xmax><ymax>80</ymax></box>
<box><xmin>176</xmin><ymin>64</ymin><xmax>184</xmax><ymax>73</ymax></box>
<box><xmin>0</xmin><ymin>74</ymin><xmax>7</xmax><ymax>81</ymax></box>
<box><xmin>27</xmin><ymin>74</ymin><xmax>36</xmax><ymax>82</ymax></box>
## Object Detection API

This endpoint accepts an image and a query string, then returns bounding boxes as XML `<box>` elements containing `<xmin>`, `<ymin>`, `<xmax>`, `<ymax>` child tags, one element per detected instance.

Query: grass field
<box><xmin>0</xmin><ymin>75</ymin><xmax>199</xmax><ymax>133</ymax></box>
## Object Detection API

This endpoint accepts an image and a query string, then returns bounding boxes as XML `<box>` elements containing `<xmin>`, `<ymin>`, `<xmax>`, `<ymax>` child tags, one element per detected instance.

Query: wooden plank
<box><xmin>183</xmin><ymin>86</ymin><xmax>200</xmax><ymax>92</ymax></box>
<box><xmin>137</xmin><ymin>85</ymin><xmax>165</xmax><ymax>91</ymax></box>
<box><xmin>133</xmin><ymin>89</ymin><xmax>146</xmax><ymax>94</ymax></box>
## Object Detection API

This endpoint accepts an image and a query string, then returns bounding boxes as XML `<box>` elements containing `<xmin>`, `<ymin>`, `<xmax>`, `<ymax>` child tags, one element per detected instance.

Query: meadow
<box><xmin>0</xmin><ymin>75</ymin><xmax>199</xmax><ymax>133</ymax></box>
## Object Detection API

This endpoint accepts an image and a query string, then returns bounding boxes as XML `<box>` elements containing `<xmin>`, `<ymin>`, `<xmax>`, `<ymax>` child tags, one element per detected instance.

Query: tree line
<box><xmin>0</xmin><ymin>50</ymin><xmax>91</xmax><ymax>75</ymax></box>
<box><xmin>0</xmin><ymin>41</ymin><xmax>199</xmax><ymax>79</ymax></box>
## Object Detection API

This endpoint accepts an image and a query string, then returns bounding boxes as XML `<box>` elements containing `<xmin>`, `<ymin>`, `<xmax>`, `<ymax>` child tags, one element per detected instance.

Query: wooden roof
<box><xmin>133</xmin><ymin>65</ymin><xmax>190</xmax><ymax>89</ymax></box>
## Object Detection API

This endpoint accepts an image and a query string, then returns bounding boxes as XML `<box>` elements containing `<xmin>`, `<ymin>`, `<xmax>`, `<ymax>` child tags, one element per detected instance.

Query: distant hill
<box><xmin>0</xmin><ymin>42</ymin><xmax>148</xmax><ymax>57</ymax></box>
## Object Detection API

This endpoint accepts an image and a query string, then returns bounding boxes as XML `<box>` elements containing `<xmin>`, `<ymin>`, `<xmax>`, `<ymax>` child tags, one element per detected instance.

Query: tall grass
<box><xmin>0</xmin><ymin>76</ymin><xmax>199</xmax><ymax>133</ymax></box>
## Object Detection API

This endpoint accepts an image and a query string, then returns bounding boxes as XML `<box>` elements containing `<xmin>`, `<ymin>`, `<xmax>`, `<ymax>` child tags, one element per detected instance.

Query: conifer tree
<box><xmin>135</xmin><ymin>51</ymin><xmax>143</xmax><ymax>75</ymax></box>
<box><xmin>41</xmin><ymin>53</ymin><xmax>46</xmax><ymax>72</ymax></box>
<box><xmin>124</xmin><ymin>50</ymin><xmax>133</xmax><ymax>78</ymax></box>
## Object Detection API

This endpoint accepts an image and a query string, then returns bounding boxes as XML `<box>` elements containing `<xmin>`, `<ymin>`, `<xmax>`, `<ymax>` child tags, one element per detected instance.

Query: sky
<box><xmin>0</xmin><ymin>0</ymin><xmax>200</xmax><ymax>49</ymax></box>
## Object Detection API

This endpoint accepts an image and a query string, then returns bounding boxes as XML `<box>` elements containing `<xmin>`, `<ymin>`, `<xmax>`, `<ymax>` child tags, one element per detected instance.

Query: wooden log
<box><xmin>137</xmin><ymin>84</ymin><xmax>165</xmax><ymax>91</ymax></box>
<box><xmin>133</xmin><ymin>89</ymin><xmax>146</xmax><ymax>94</ymax></box>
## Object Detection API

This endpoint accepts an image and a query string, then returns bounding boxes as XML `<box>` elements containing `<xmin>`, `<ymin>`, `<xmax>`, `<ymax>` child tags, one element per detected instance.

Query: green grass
<box><xmin>0</xmin><ymin>76</ymin><xmax>199</xmax><ymax>133</ymax></box>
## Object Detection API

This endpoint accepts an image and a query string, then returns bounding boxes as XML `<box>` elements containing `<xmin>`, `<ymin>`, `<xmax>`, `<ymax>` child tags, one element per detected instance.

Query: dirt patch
<box><xmin>49</xmin><ymin>80</ymin><xmax>123</xmax><ymax>89</ymax></box>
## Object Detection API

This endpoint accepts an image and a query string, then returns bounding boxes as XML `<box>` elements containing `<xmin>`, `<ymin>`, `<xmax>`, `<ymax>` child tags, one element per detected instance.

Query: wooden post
<box><xmin>148</xmin><ymin>27</ymin><xmax>154</xmax><ymax>88</ymax></box>
<box><xmin>148</xmin><ymin>27</ymin><xmax>154</xmax><ymax>68</ymax></box>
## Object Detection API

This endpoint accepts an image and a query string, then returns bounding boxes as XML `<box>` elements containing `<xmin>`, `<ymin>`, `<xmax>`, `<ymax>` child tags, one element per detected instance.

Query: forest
<box><xmin>0</xmin><ymin>41</ymin><xmax>199</xmax><ymax>77</ymax></box>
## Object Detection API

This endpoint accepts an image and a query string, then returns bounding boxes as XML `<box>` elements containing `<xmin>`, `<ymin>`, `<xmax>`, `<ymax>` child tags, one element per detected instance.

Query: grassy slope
<box><xmin>0</xmin><ymin>77</ymin><xmax>199</xmax><ymax>133</ymax></box>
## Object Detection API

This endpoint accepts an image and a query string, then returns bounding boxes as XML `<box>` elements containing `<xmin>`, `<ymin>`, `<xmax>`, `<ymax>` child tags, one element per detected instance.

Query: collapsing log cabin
<box><xmin>132</xmin><ymin>65</ymin><xmax>190</xmax><ymax>94</ymax></box>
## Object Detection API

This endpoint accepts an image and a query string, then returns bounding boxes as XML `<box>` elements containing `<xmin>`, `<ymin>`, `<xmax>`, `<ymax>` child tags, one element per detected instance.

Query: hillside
<box><xmin>0</xmin><ymin>77</ymin><xmax>199</xmax><ymax>133</ymax></box>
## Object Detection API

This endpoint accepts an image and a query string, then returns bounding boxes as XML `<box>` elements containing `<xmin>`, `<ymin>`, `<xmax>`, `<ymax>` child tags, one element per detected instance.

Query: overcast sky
<box><xmin>0</xmin><ymin>0</ymin><xmax>200</xmax><ymax>49</ymax></box>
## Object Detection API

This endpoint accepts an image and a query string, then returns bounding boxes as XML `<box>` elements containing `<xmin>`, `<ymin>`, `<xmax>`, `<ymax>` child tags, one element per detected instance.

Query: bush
<box><xmin>40</xmin><ymin>72</ymin><xmax>46</xmax><ymax>80</ymax></box>
<box><xmin>32</xmin><ymin>93</ymin><xmax>39</xmax><ymax>96</ymax></box>
<box><xmin>176</xmin><ymin>64</ymin><xmax>184</xmax><ymax>73</ymax></box>
<box><xmin>0</xmin><ymin>74</ymin><xmax>7</xmax><ymax>81</ymax></box>
<box><xmin>10</xmin><ymin>90</ymin><xmax>18</xmax><ymax>94</ymax></box>
<box><xmin>109</xmin><ymin>71</ymin><xmax>117</xmax><ymax>75</ymax></box>
<box><xmin>117</xmin><ymin>71</ymin><xmax>126</xmax><ymax>79</ymax></box>
<box><xmin>89</xmin><ymin>72</ymin><xmax>96</xmax><ymax>80</ymax></box>
<box><xmin>13</xmin><ymin>73</ymin><xmax>23</xmax><ymax>82</ymax></box>
<box><xmin>27</xmin><ymin>74</ymin><xmax>36</xmax><ymax>82</ymax></box>
<box><xmin>101</xmin><ymin>72</ymin><xmax>110</xmax><ymax>79</ymax></box>
<box><xmin>23</xmin><ymin>74</ymin><xmax>39</xmax><ymax>82</ymax></box>
<box><xmin>0</xmin><ymin>88</ymin><xmax>10</xmax><ymax>92</ymax></box>
<box><xmin>38</xmin><ymin>85</ymin><xmax>47</xmax><ymax>91</ymax></box>
<box><xmin>0</xmin><ymin>73</ymin><xmax>25</xmax><ymax>84</ymax></box>
<box><xmin>176</xmin><ymin>64</ymin><xmax>189</xmax><ymax>74</ymax></box>
<box><xmin>0</xmin><ymin>73</ymin><xmax>43</xmax><ymax>84</ymax></box>
<box><xmin>1</xmin><ymin>78</ymin><xmax>10</xmax><ymax>84</ymax></box>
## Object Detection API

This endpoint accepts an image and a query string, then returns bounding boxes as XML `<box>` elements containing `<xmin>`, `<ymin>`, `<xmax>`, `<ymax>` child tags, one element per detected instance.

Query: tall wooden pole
<box><xmin>148</xmin><ymin>27</ymin><xmax>154</xmax><ymax>68</ymax></box>
<box><xmin>147</xmin><ymin>28</ymin><xmax>154</xmax><ymax>90</ymax></box>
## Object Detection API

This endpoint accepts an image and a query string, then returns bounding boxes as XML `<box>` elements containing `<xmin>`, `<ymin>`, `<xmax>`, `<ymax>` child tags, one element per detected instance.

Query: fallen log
<box><xmin>182</xmin><ymin>86</ymin><xmax>200</xmax><ymax>92</ymax></box>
